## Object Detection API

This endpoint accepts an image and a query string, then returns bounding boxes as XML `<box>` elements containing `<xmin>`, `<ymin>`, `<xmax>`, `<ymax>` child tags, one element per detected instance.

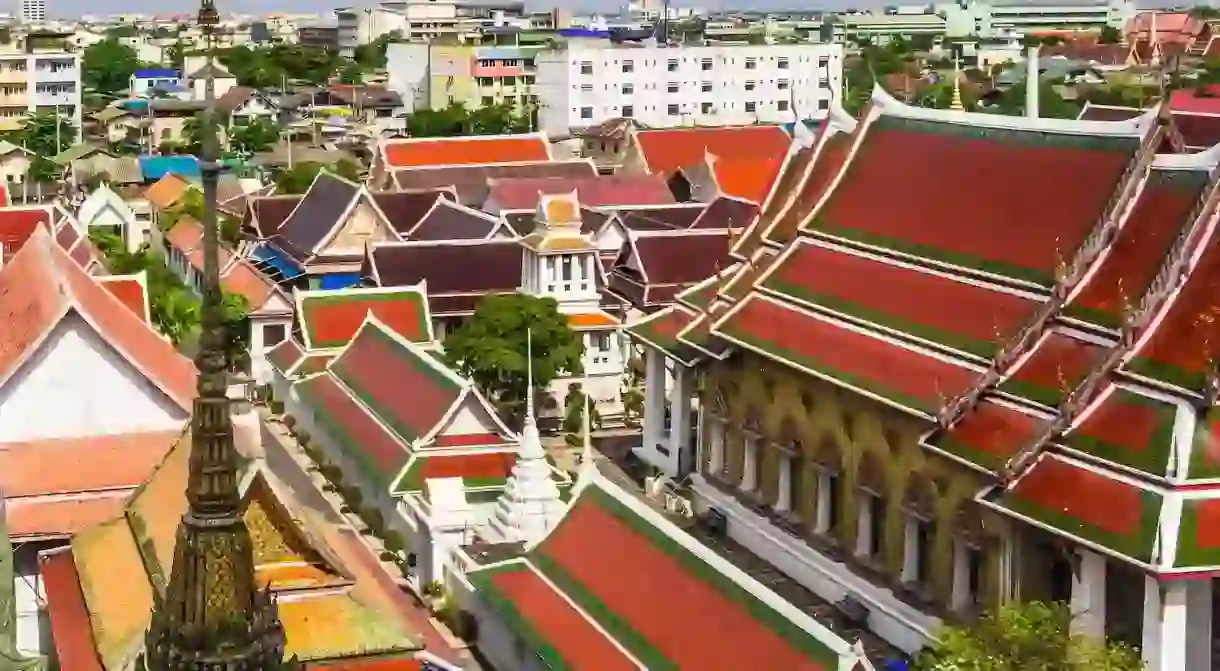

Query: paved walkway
<box><xmin>258</xmin><ymin>411</ymin><xmax>483</xmax><ymax>670</ymax></box>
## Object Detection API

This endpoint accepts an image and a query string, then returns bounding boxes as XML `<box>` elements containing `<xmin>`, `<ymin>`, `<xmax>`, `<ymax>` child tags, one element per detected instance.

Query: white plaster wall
<box><xmin>0</xmin><ymin>314</ymin><xmax>187</xmax><ymax>442</ymax></box>
<box><xmin>692</xmin><ymin>475</ymin><xmax>939</xmax><ymax>655</ymax></box>
<box><xmin>448</xmin><ymin>566</ymin><xmax>550</xmax><ymax>671</ymax></box>
<box><xmin>438</xmin><ymin>396</ymin><xmax>498</xmax><ymax>436</ymax></box>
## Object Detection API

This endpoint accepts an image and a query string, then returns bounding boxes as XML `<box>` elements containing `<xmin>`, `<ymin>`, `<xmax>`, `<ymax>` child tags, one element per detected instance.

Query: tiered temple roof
<box><xmin>629</xmin><ymin>85</ymin><xmax>1220</xmax><ymax>575</ymax></box>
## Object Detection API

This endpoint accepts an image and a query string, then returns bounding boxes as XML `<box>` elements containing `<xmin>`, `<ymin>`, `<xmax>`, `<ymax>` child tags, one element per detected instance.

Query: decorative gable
<box><xmin>242</xmin><ymin>475</ymin><xmax>347</xmax><ymax>589</ymax></box>
<box><xmin>317</xmin><ymin>194</ymin><xmax>399</xmax><ymax>258</ymax></box>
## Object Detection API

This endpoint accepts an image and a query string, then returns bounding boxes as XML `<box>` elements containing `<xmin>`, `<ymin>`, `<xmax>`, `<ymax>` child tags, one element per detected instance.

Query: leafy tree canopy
<box><xmin>913</xmin><ymin>601</ymin><xmax>1143</xmax><ymax>671</ymax></box>
<box><xmin>220</xmin><ymin>44</ymin><xmax>349</xmax><ymax>87</ymax></box>
<box><xmin>443</xmin><ymin>294</ymin><xmax>584</xmax><ymax>420</ymax></box>
<box><xmin>274</xmin><ymin>160</ymin><xmax>361</xmax><ymax>194</ymax></box>
<box><xmin>83</xmin><ymin>38</ymin><xmax>142</xmax><ymax>96</ymax></box>
<box><xmin>407</xmin><ymin>101</ymin><xmax>533</xmax><ymax>138</ymax></box>
<box><xmin>228</xmin><ymin>117</ymin><xmax>279</xmax><ymax>155</ymax></box>
<box><xmin>1</xmin><ymin>111</ymin><xmax>76</xmax><ymax>181</ymax></box>
<box><xmin>354</xmin><ymin>31</ymin><xmax>403</xmax><ymax>70</ymax></box>
<box><xmin>1098</xmin><ymin>26</ymin><xmax>1122</xmax><ymax>44</ymax></box>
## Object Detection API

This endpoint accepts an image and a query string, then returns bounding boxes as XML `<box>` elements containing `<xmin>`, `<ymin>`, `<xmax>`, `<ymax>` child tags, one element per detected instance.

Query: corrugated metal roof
<box><xmin>138</xmin><ymin>155</ymin><xmax>201</xmax><ymax>181</ymax></box>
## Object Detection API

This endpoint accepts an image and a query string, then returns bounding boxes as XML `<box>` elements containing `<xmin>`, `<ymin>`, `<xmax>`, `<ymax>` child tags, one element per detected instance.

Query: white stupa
<box><xmin>487</xmin><ymin>333</ymin><xmax>567</xmax><ymax>543</ymax></box>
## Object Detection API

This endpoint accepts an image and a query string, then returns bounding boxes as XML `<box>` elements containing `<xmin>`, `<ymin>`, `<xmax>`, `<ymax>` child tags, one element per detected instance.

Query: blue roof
<box><xmin>558</xmin><ymin>28</ymin><xmax>611</xmax><ymax>38</ymax></box>
<box><xmin>252</xmin><ymin>244</ymin><xmax>303</xmax><ymax>279</ymax></box>
<box><xmin>134</xmin><ymin>68</ymin><xmax>180</xmax><ymax>79</ymax></box>
<box><xmin>139</xmin><ymin>155</ymin><xmax>200</xmax><ymax>181</ymax></box>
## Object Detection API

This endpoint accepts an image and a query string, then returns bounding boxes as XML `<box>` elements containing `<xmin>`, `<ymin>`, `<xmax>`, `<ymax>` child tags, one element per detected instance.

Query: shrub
<box><xmin>283</xmin><ymin>415</ymin><xmax>297</xmax><ymax>432</ymax></box>
<box><xmin>296</xmin><ymin>429</ymin><xmax>311</xmax><ymax>448</ymax></box>
<box><xmin>363</xmin><ymin>508</ymin><xmax>385</xmax><ymax>536</ymax></box>
<box><xmin>269</xmin><ymin>400</ymin><xmax>284</xmax><ymax>415</ymax></box>
<box><xmin>344</xmin><ymin>487</ymin><xmax>364</xmax><ymax>508</ymax></box>
<box><xmin>383</xmin><ymin>531</ymin><xmax>405</xmax><ymax>554</ymax></box>
<box><xmin>379</xmin><ymin>551</ymin><xmax>397</xmax><ymax>562</ymax></box>
<box><xmin>424</xmin><ymin>580</ymin><xmax>444</xmax><ymax>597</ymax></box>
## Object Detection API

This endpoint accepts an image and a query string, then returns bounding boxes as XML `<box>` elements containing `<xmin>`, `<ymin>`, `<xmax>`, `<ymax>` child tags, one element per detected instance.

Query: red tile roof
<box><xmin>486</xmin><ymin>174</ymin><xmax>675</xmax><ymax>211</ymax></box>
<box><xmin>762</xmin><ymin>134</ymin><xmax>852</xmax><ymax>248</ymax></box>
<box><xmin>934</xmin><ymin>401</ymin><xmax>1045</xmax><ymax>471</ymax></box>
<box><xmin>7</xmin><ymin>495</ymin><xmax>127</xmax><ymax>539</ymax></box>
<box><xmin>222</xmin><ymin>258</ymin><xmax>281</xmax><ymax>312</ymax></box>
<box><xmin>813</xmin><ymin>116</ymin><xmax>1138</xmax><ymax>283</ymax></box>
<box><xmin>1067</xmin><ymin>168</ymin><xmax>1205</xmax><ymax>328</ymax></box>
<box><xmin>39</xmin><ymin>550</ymin><xmax>104</xmax><ymax>671</ymax></box>
<box><xmin>0</xmin><ymin>227</ymin><xmax>197</xmax><ymax>410</ymax></box>
<box><xmin>1126</xmin><ymin>225</ymin><xmax>1220</xmax><ymax>390</ymax></box>
<box><xmin>763</xmin><ymin>242</ymin><xmax>1039</xmax><ymax>358</ymax></box>
<box><xmin>487</xmin><ymin>566</ymin><xmax>637</xmax><ymax>670</ymax></box>
<box><xmin>294</xmin><ymin>373</ymin><xmax>412</xmax><ymax>488</ymax></box>
<box><xmin>0</xmin><ymin>206</ymin><xmax>51</xmax><ymax>259</ymax></box>
<box><xmin>328</xmin><ymin>321</ymin><xmax>462</xmax><ymax>443</ymax></box>
<box><xmin>537</xmin><ymin>491</ymin><xmax>828</xmax><ymax>669</ymax></box>
<box><xmin>97</xmin><ymin>273</ymin><xmax>150</xmax><ymax>324</ymax></box>
<box><xmin>0</xmin><ymin>430</ymin><xmax>181</xmax><ymax>498</ymax></box>
<box><xmin>717</xmin><ymin>295</ymin><xmax>980</xmax><ymax>414</ymax></box>
<box><xmin>1065</xmin><ymin>386</ymin><xmax>1176</xmax><ymax>476</ymax></box>
<box><xmin>298</xmin><ymin>287</ymin><xmax>431</xmax><ymax>349</ymax></box>
<box><xmin>383</xmin><ymin>134</ymin><xmax>551</xmax><ymax>168</ymax></box>
<box><xmin>1000</xmin><ymin>330</ymin><xmax>1108</xmax><ymax>406</ymax></box>
<box><xmin>417</xmin><ymin>451</ymin><xmax>515</xmax><ymax>480</ymax></box>
<box><xmin>711</xmin><ymin>156</ymin><xmax>785</xmax><ymax>205</ymax></box>
<box><xmin>634</xmin><ymin>126</ymin><xmax>792</xmax><ymax>176</ymax></box>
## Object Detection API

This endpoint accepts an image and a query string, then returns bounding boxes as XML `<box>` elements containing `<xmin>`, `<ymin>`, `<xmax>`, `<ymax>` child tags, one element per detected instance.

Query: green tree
<box><xmin>82</xmin><ymin>38</ymin><xmax>142</xmax><ymax>96</ymax></box>
<box><xmin>182</xmin><ymin>112</ymin><xmax>225</xmax><ymax>156</ymax></box>
<box><xmin>354</xmin><ymin>31</ymin><xmax>402</xmax><ymax>70</ymax></box>
<box><xmin>220</xmin><ymin>45</ymin><xmax>284</xmax><ymax>89</ymax></box>
<box><xmin>443</xmin><ymin>294</ymin><xmax>584</xmax><ymax>420</ymax></box>
<box><xmin>228</xmin><ymin>117</ymin><xmax>279</xmax><ymax>155</ymax></box>
<box><xmin>913</xmin><ymin>601</ymin><xmax>1143</xmax><ymax>671</ymax></box>
<box><xmin>5</xmin><ymin>111</ymin><xmax>76</xmax><ymax>181</ymax></box>
<box><xmin>338</xmin><ymin>62</ymin><xmax>363</xmax><ymax>85</ymax></box>
<box><xmin>274</xmin><ymin>160</ymin><xmax>360</xmax><ymax>194</ymax></box>
<box><xmin>1190</xmin><ymin>5</ymin><xmax>1220</xmax><ymax>19</ymax></box>
<box><xmin>1098</xmin><ymin>26</ymin><xmax>1122</xmax><ymax>44</ymax></box>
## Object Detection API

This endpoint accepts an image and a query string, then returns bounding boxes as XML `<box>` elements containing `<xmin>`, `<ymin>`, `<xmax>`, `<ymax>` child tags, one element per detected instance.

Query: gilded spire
<box><xmin>949</xmin><ymin>55</ymin><xmax>965</xmax><ymax>112</ymax></box>
<box><xmin>141</xmin><ymin>1</ymin><xmax>293</xmax><ymax>668</ymax></box>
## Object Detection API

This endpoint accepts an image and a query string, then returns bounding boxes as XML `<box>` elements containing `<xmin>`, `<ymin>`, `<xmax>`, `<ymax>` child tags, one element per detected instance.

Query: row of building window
<box><xmin>578</xmin><ymin>79</ymin><xmax>813</xmax><ymax>95</ymax></box>
<box><xmin>577</xmin><ymin>98</ymin><xmax>808</xmax><ymax>119</ymax></box>
<box><xmin>579</xmin><ymin>54</ymin><xmax>833</xmax><ymax>76</ymax></box>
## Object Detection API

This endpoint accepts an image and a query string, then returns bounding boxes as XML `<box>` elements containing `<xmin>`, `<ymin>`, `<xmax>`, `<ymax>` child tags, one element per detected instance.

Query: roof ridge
<box><xmin>361</xmin><ymin>311</ymin><xmax>467</xmax><ymax>389</ymax></box>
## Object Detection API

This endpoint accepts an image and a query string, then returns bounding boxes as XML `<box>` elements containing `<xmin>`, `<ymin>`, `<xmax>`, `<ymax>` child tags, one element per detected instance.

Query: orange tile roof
<box><xmin>568</xmin><ymin>311</ymin><xmax>621</xmax><ymax>328</ymax></box>
<box><xmin>634</xmin><ymin>126</ymin><xmax>793</xmax><ymax>176</ymax></box>
<box><xmin>221</xmin><ymin>257</ymin><xmax>281</xmax><ymax>312</ymax></box>
<box><xmin>40</xmin><ymin>550</ymin><xmax>105</xmax><ymax>671</ymax></box>
<box><xmin>7</xmin><ymin>495</ymin><xmax>127</xmax><ymax>540</ymax></box>
<box><xmin>382</xmin><ymin>134</ymin><xmax>551</xmax><ymax>168</ymax></box>
<box><xmin>0</xmin><ymin>429</ymin><xmax>182</xmax><ymax>497</ymax></box>
<box><xmin>0</xmin><ymin>227</ymin><xmax>198</xmax><ymax>410</ymax></box>
<box><xmin>0</xmin><ymin>206</ymin><xmax>52</xmax><ymax>259</ymax></box>
<box><xmin>165</xmin><ymin>216</ymin><xmax>236</xmax><ymax>271</ymax></box>
<box><xmin>97</xmin><ymin>273</ymin><xmax>150</xmax><ymax>323</ymax></box>
<box><xmin>712</xmin><ymin>156</ymin><xmax>785</xmax><ymax>205</ymax></box>
<box><xmin>144</xmin><ymin>173</ymin><xmax>194</xmax><ymax>211</ymax></box>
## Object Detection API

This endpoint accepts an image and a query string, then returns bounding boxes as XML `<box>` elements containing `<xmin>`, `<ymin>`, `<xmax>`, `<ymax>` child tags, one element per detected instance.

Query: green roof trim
<box><xmin>934</xmin><ymin>434</ymin><xmax>1013</xmax><ymax>472</ymax></box>
<box><xmin>1125</xmin><ymin>354</ymin><xmax>1205</xmax><ymax>394</ymax></box>
<box><xmin>1189</xmin><ymin>409</ymin><xmax>1220</xmax><ymax>480</ymax></box>
<box><xmin>1174</xmin><ymin>500</ymin><xmax>1220</xmax><ymax>568</ymax></box>
<box><xmin>1062</xmin><ymin>302</ymin><xmax>1124</xmax><ymax>331</ymax></box>
<box><xmin>719</xmin><ymin>317</ymin><xmax>942</xmax><ymax>414</ymax></box>
<box><xmin>997</xmin><ymin>374</ymin><xmax>1066</xmax><ymax>408</ymax></box>
<box><xmin>871</xmin><ymin>114</ymin><xmax>1142</xmax><ymax>152</ymax></box>
<box><xmin>764</xmin><ymin>277</ymin><xmax>998</xmax><ymax>359</ymax></box>
<box><xmin>468</xmin><ymin>563</ymin><xmax>576</xmax><ymax>671</ymax></box>
<box><xmin>1003</xmin><ymin>484</ymin><xmax>1161</xmax><ymax>562</ymax></box>
<box><xmin>1062</xmin><ymin>389</ymin><xmax>1176</xmax><ymax>477</ymax></box>
<box><xmin>533</xmin><ymin>486</ymin><xmax>842</xmax><ymax>668</ymax></box>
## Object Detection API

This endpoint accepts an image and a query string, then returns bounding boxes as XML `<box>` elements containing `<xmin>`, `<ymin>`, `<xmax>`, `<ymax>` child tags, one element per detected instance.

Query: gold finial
<box><xmin>1053</xmin><ymin>240</ymin><xmax>1069</xmax><ymax>284</ymax></box>
<box><xmin>950</xmin><ymin>54</ymin><xmax>965</xmax><ymax>112</ymax></box>
<box><xmin>1117</xmin><ymin>278</ymin><xmax>1135</xmax><ymax>323</ymax></box>
<box><xmin>1055</xmin><ymin>364</ymin><xmax>1071</xmax><ymax>397</ymax></box>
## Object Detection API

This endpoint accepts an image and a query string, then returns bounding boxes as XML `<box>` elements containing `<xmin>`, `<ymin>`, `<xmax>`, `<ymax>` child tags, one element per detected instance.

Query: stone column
<box><xmin>740</xmin><ymin>435</ymin><xmax>757</xmax><ymax>493</ymax></box>
<box><xmin>668</xmin><ymin>365</ymin><xmax>693</xmax><ymax>476</ymax></box>
<box><xmin>642</xmin><ymin>349</ymin><xmax>666</xmax><ymax>458</ymax></box>
<box><xmin>1142</xmin><ymin>576</ymin><xmax>1196</xmax><ymax>671</ymax></box>
<box><xmin>1070</xmin><ymin>550</ymin><xmax>1107</xmax><ymax>640</ymax></box>
<box><xmin>708</xmin><ymin>418</ymin><xmax>725</xmax><ymax>475</ymax></box>
<box><xmin>856</xmin><ymin>497</ymin><xmax>873</xmax><ymax>557</ymax></box>
<box><xmin>815</xmin><ymin>470</ymin><xmax>833</xmax><ymax>534</ymax></box>
<box><xmin>901</xmin><ymin>517</ymin><xmax>920</xmax><ymax>583</ymax></box>
<box><xmin>775</xmin><ymin>450</ymin><xmax>792</xmax><ymax>512</ymax></box>
<box><xmin>951</xmin><ymin>539</ymin><xmax>971</xmax><ymax>611</ymax></box>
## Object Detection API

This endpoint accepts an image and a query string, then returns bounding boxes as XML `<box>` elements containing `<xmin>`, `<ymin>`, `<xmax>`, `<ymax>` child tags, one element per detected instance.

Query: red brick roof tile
<box><xmin>8</xmin><ymin>495</ymin><xmax>128</xmax><ymax>540</ymax></box>
<box><xmin>0</xmin><ymin>429</ymin><xmax>181</xmax><ymax>498</ymax></box>
<box><xmin>634</xmin><ymin>126</ymin><xmax>792</xmax><ymax>176</ymax></box>
<box><xmin>0</xmin><ymin>206</ymin><xmax>51</xmax><ymax>259</ymax></box>
<box><xmin>1001</xmin><ymin>330</ymin><xmax>1108</xmax><ymax>406</ymax></box>
<box><xmin>934</xmin><ymin>401</ymin><xmax>1045</xmax><ymax>471</ymax></box>
<box><xmin>382</xmin><ymin>134</ymin><xmax>551</xmax><ymax>168</ymax></box>
<box><xmin>711</xmin><ymin>156</ymin><xmax>785</xmax><ymax>205</ymax></box>
<box><xmin>295</xmin><ymin>373</ymin><xmax>412</xmax><ymax>487</ymax></box>
<box><xmin>813</xmin><ymin>116</ymin><xmax>1138</xmax><ymax>283</ymax></box>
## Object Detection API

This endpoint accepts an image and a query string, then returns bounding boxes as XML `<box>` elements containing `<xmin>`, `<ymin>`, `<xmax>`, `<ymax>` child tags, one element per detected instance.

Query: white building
<box><xmin>0</xmin><ymin>41</ymin><xmax>82</xmax><ymax>136</ymax></box>
<box><xmin>939</xmin><ymin>0</ymin><xmax>1137</xmax><ymax>38</ymax></box>
<box><xmin>334</xmin><ymin>0</ymin><xmax>527</xmax><ymax>59</ymax></box>
<box><xmin>535</xmin><ymin>43</ymin><xmax>844</xmax><ymax>134</ymax></box>
<box><xmin>20</xmin><ymin>0</ymin><xmax>45</xmax><ymax>23</ymax></box>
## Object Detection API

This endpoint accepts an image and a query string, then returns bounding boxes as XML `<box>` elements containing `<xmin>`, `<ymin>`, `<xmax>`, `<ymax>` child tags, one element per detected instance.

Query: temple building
<box><xmin>627</xmin><ymin>84</ymin><xmax>1220</xmax><ymax>669</ymax></box>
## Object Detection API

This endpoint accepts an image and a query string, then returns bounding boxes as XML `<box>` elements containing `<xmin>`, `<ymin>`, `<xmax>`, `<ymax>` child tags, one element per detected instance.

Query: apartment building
<box><xmin>939</xmin><ymin>0</ymin><xmax>1137</xmax><ymax>37</ymax></box>
<box><xmin>0</xmin><ymin>35</ymin><xmax>81</xmax><ymax>137</ymax></box>
<box><xmin>20</xmin><ymin>0</ymin><xmax>46</xmax><ymax>23</ymax></box>
<box><xmin>334</xmin><ymin>0</ymin><xmax>527</xmax><ymax>59</ymax></box>
<box><xmin>535</xmin><ymin>43</ymin><xmax>843</xmax><ymax>133</ymax></box>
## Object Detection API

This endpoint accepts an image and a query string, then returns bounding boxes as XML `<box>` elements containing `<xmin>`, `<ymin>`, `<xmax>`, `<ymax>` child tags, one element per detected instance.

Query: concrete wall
<box><xmin>0</xmin><ymin>314</ymin><xmax>187</xmax><ymax>441</ymax></box>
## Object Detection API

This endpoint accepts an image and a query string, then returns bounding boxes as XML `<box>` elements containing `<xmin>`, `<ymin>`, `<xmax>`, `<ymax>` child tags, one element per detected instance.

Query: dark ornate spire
<box><xmin>140</xmin><ymin>3</ymin><xmax>295</xmax><ymax>669</ymax></box>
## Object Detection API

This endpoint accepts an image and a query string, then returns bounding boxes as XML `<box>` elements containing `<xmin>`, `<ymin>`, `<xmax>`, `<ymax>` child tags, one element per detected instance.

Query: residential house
<box><xmin>0</xmin><ymin>141</ymin><xmax>33</xmax><ymax>184</ymax></box>
<box><xmin>185</xmin><ymin>61</ymin><xmax>238</xmax><ymax>100</ymax></box>
<box><xmin>320</xmin><ymin>84</ymin><xmax>407</xmax><ymax>135</ymax></box>
<box><xmin>215</xmin><ymin>85</ymin><xmax>279</xmax><ymax>125</ymax></box>
<box><xmin>74</xmin><ymin>184</ymin><xmax>145</xmax><ymax>253</ymax></box>
<box><xmin>128</xmin><ymin>67</ymin><xmax>181</xmax><ymax>98</ymax></box>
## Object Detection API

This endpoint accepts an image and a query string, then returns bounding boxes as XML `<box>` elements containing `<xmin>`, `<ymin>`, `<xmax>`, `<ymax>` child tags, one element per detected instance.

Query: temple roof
<box><xmin>627</xmin><ymin>87</ymin><xmax>1220</xmax><ymax>574</ymax></box>
<box><xmin>485</xmin><ymin>174</ymin><xmax>675</xmax><ymax>213</ymax></box>
<box><xmin>389</xmin><ymin>159</ymin><xmax>597</xmax><ymax>206</ymax></box>
<box><xmin>295</xmin><ymin>284</ymin><xmax>433</xmax><ymax>350</ymax></box>
<box><xmin>465</xmin><ymin>472</ymin><xmax>860</xmax><ymax>669</ymax></box>
<box><xmin>379</xmin><ymin>132</ymin><xmax>552</xmax><ymax>170</ymax></box>
<box><xmin>366</xmin><ymin>239</ymin><xmax>523</xmax><ymax>316</ymax></box>
<box><xmin>632</xmin><ymin>125</ymin><xmax>793</xmax><ymax>176</ymax></box>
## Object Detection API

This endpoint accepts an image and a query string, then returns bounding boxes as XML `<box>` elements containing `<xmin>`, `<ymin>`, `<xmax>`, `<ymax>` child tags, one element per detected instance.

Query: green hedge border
<box><xmin>1126</xmin><ymin>355</ymin><xmax>1204</xmax><ymax>393</ymax></box>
